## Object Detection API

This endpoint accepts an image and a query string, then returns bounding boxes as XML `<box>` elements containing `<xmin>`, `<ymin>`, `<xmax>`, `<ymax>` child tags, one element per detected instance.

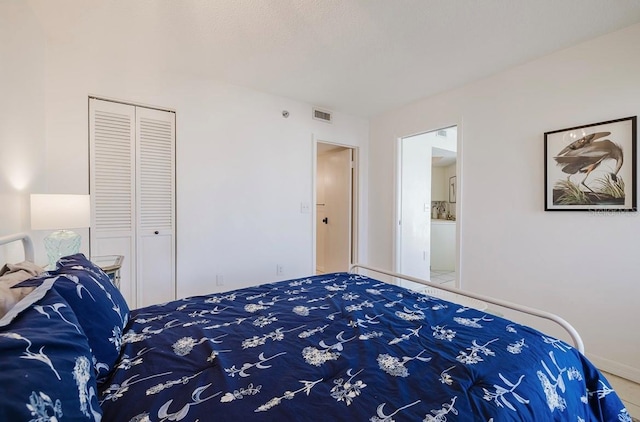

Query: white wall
<box><xmin>0</xmin><ymin>2</ymin><xmax>47</xmax><ymax>260</ymax></box>
<box><xmin>0</xmin><ymin>1</ymin><xmax>46</xmax><ymax>225</ymax></box>
<box><xmin>1</xmin><ymin>6</ymin><xmax>369</xmax><ymax>298</ymax></box>
<box><xmin>369</xmin><ymin>23</ymin><xmax>640</xmax><ymax>381</ymax></box>
<box><xmin>431</xmin><ymin>167</ymin><xmax>447</xmax><ymax>202</ymax></box>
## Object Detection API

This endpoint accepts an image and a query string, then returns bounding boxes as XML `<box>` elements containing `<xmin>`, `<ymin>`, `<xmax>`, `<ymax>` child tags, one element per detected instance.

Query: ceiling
<box><xmin>26</xmin><ymin>0</ymin><xmax>640</xmax><ymax>117</ymax></box>
<box><xmin>432</xmin><ymin>148</ymin><xmax>456</xmax><ymax>168</ymax></box>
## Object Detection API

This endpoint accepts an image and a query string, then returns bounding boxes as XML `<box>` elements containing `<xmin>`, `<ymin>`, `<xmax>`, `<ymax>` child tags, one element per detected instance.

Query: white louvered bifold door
<box><xmin>89</xmin><ymin>99</ymin><xmax>137</xmax><ymax>305</ymax></box>
<box><xmin>136</xmin><ymin>106</ymin><xmax>176</xmax><ymax>307</ymax></box>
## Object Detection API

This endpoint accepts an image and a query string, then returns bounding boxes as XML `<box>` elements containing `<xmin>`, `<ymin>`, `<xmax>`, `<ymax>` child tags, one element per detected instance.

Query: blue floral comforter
<box><xmin>99</xmin><ymin>272</ymin><xmax>629</xmax><ymax>421</ymax></box>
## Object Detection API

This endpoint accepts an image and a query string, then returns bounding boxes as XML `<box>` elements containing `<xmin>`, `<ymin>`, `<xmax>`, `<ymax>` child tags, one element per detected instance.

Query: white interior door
<box><xmin>89</xmin><ymin>98</ymin><xmax>137</xmax><ymax>305</ymax></box>
<box><xmin>136</xmin><ymin>106</ymin><xmax>176</xmax><ymax>307</ymax></box>
<box><xmin>398</xmin><ymin>135</ymin><xmax>432</xmax><ymax>281</ymax></box>
<box><xmin>315</xmin><ymin>204</ymin><xmax>326</xmax><ymax>273</ymax></box>
<box><xmin>316</xmin><ymin>145</ymin><xmax>352</xmax><ymax>273</ymax></box>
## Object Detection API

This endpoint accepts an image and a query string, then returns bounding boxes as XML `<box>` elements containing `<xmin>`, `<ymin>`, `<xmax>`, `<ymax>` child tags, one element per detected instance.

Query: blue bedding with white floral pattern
<box><xmin>98</xmin><ymin>272</ymin><xmax>628</xmax><ymax>421</ymax></box>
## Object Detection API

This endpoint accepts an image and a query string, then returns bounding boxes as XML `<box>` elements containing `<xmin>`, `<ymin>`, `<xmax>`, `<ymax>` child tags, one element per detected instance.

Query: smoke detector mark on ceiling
<box><xmin>313</xmin><ymin>108</ymin><xmax>332</xmax><ymax>123</ymax></box>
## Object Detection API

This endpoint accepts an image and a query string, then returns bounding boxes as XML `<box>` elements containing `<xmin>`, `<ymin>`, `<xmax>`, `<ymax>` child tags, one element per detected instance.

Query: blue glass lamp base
<box><xmin>44</xmin><ymin>230</ymin><xmax>81</xmax><ymax>269</ymax></box>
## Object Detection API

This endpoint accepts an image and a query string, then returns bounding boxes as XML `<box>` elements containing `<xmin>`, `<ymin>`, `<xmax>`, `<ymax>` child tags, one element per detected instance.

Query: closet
<box><xmin>89</xmin><ymin>98</ymin><xmax>176</xmax><ymax>308</ymax></box>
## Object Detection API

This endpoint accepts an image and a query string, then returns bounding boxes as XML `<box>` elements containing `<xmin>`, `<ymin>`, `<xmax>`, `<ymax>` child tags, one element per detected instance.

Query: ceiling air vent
<box><xmin>313</xmin><ymin>108</ymin><xmax>332</xmax><ymax>123</ymax></box>
<box><xmin>437</xmin><ymin>129</ymin><xmax>447</xmax><ymax>137</ymax></box>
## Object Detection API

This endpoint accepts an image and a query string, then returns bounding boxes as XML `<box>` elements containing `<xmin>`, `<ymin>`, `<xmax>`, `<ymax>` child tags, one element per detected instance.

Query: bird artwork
<box><xmin>552</xmin><ymin>130</ymin><xmax>625</xmax><ymax>205</ymax></box>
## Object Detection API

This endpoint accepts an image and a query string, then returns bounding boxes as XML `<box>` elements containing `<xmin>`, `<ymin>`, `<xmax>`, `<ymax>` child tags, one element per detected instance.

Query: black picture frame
<box><xmin>544</xmin><ymin>116</ymin><xmax>637</xmax><ymax>211</ymax></box>
<box><xmin>449</xmin><ymin>176</ymin><xmax>456</xmax><ymax>203</ymax></box>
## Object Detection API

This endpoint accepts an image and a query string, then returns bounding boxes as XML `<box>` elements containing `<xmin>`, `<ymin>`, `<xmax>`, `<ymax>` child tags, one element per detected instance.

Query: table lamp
<box><xmin>30</xmin><ymin>194</ymin><xmax>90</xmax><ymax>269</ymax></box>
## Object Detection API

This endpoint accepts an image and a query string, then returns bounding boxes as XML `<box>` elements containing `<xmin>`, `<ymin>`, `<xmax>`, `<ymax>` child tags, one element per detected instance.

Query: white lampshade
<box><xmin>30</xmin><ymin>194</ymin><xmax>90</xmax><ymax>268</ymax></box>
<box><xmin>31</xmin><ymin>194</ymin><xmax>90</xmax><ymax>230</ymax></box>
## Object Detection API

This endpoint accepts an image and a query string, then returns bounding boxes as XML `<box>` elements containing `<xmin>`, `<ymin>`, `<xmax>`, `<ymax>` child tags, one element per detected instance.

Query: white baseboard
<box><xmin>588</xmin><ymin>353</ymin><xmax>640</xmax><ymax>384</ymax></box>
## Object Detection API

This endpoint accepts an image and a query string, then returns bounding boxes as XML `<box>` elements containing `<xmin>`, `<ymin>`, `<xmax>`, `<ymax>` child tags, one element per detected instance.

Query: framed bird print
<box><xmin>544</xmin><ymin>116</ymin><xmax>637</xmax><ymax>211</ymax></box>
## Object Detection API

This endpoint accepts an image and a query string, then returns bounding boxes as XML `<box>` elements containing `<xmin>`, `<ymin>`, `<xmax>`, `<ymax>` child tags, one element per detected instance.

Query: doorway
<box><xmin>396</xmin><ymin>126</ymin><xmax>458</xmax><ymax>289</ymax></box>
<box><xmin>315</xmin><ymin>142</ymin><xmax>356</xmax><ymax>274</ymax></box>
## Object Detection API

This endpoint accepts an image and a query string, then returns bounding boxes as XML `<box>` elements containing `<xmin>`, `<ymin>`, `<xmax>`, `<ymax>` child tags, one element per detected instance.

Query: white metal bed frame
<box><xmin>349</xmin><ymin>263</ymin><xmax>585</xmax><ymax>353</ymax></box>
<box><xmin>0</xmin><ymin>232</ymin><xmax>35</xmax><ymax>263</ymax></box>
<box><xmin>0</xmin><ymin>234</ymin><xmax>584</xmax><ymax>353</ymax></box>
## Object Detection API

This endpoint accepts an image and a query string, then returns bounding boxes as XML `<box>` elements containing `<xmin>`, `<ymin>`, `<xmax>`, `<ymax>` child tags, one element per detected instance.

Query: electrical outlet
<box><xmin>276</xmin><ymin>264</ymin><xmax>284</xmax><ymax>275</ymax></box>
<box><xmin>216</xmin><ymin>274</ymin><xmax>224</xmax><ymax>286</ymax></box>
<box><xmin>300</xmin><ymin>202</ymin><xmax>310</xmax><ymax>214</ymax></box>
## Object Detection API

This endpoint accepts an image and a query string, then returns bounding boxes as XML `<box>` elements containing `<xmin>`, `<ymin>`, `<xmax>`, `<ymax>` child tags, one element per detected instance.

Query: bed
<box><xmin>0</xmin><ymin>233</ymin><xmax>630</xmax><ymax>421</ymax></box>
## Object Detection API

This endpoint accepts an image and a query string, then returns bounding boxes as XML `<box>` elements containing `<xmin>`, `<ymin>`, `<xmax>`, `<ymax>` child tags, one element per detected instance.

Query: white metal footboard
<box><xmin>349</xmin><ymin>263</ymin><xmax>585</xmax><ymax>354</ymax></box>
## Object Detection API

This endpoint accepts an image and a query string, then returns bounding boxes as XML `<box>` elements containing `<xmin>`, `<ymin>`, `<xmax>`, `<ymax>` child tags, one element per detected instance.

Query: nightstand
<box><xmin>92</xmin><ymin>255</ymin><xmax>124</xmax><ymax>289</ymax></box>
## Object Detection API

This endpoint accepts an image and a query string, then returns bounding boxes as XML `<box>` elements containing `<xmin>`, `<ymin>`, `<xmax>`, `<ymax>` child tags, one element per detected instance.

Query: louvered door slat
<box><xmin>93</xmin><ymin>108</ymin><xmax>135</xmax><ymax>231</ymax></box>
<box><xmin>138</xmin><ymin>115</ymin><xmax>174</xmax><ymax>231</ymax></box>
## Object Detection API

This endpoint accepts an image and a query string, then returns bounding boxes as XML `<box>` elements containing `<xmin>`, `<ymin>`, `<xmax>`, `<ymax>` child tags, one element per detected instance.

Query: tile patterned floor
<box><xmin>430</xmin><ymin>270</ymin><xmax>456</xmax><ymax>285</ymax></box>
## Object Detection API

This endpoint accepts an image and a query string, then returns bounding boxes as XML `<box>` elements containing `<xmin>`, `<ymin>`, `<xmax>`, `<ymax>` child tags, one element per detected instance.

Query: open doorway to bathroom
<box><xmin>396</xmin><ymin>126</ymin><xmax>458</xmax><ymax>289</ymax></box>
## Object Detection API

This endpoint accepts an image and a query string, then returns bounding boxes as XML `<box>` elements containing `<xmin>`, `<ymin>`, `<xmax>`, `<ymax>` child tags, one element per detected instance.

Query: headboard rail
<box><xmin>0</xmin><ymin>233</ymin><xmax>35</xmax><ymax>263</ymax></box>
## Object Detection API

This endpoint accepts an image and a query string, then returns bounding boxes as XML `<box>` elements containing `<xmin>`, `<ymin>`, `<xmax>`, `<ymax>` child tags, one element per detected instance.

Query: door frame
<box><xmin>393</xmin><ymin>123</ymin><xmax>463</xmax><ymax>288</ymax></box>
<box><xmin>89</xmin><ymin>96</ymin><xmax>177</xmax><ymax>308</ymax></box>
<box><xmin>312</xmin><ymin>138</ymin><xmax>359</xmax><ymax>274</ymax></box>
